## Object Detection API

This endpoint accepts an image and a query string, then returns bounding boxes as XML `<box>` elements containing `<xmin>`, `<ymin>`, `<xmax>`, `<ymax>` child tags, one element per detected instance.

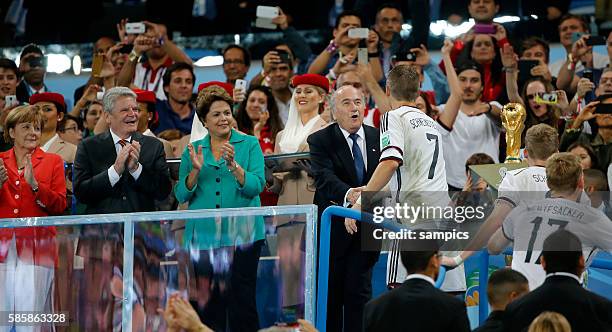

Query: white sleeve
<box><xmin>108</xmin><ymin>166</ymin><xmax>121</xmax><ymax>187</ymax></box>
<box><xmin>379</xmin><ymin>111</ymin><xmax>404</xmax><ymax>164</ymax></box>
<box><xmin>497</xmin><ymin>172</ymin><xmax>518</xmax><ymax>207</ymax></box>
<box><xmin>592</xmin><ymin>211</ymin><xmax>612</xmax><ymax>253</ymax></box>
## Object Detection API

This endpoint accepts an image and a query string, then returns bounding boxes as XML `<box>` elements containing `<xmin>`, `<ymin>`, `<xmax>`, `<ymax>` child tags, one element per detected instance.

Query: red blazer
<box><xmin>0</xmin><ymin>147</ymin><xmax>66</xmax><ymax>267</ymax></box>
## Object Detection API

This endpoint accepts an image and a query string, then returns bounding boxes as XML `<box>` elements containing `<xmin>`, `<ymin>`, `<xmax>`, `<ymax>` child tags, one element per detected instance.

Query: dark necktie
<box><xmin>118</xmin><ymin>139</ymin><xmax>129</xmax><ymax>148</ymax></box>
<box><xmin>349</xmin><ymin>133</ymin><xmax>365</xmax><ymax>184</ymax></box>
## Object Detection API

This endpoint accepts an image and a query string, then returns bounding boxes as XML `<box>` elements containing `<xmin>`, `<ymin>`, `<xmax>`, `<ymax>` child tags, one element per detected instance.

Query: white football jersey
<box><xmin>497</xmin><ymin>166</ymin><xmax>549</xmax><ymax>207</ymax></box>
<box><xmin>380</xmin><ymin>106</ymin><xmax>449</xmax><ymax>206</ymax></box>
<box><xmin>502</xmin><ymin>197</ymin><xmax>612</xmax><ymax>290</ymax></box>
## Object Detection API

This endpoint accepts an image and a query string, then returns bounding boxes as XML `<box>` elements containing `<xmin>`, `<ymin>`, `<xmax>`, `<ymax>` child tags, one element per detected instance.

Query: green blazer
<box><xmin>175</xmin><ymin>129</ymin><xmax>266</xmax><ymax>249</ymax></box>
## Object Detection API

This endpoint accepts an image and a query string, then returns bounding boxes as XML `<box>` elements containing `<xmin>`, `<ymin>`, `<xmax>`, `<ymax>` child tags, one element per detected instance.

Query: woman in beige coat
<box><xmin>273</xmin><ymin>74</ymin><xmax>329</xmax><ymax>311</ymax></box>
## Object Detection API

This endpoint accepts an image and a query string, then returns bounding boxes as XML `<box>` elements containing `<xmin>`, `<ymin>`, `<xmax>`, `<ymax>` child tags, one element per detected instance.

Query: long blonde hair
<box><xmin>527</xmin><ymin>312</ymin><xmax>571</xmax><ymax>332</ymax></box>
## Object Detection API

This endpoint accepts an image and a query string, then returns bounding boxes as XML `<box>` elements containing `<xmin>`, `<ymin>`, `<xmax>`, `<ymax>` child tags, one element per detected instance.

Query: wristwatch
<box><xmin>128</xmin><ymin>50</ymin><xmax>141</xmax><ymax>63</ymax></box>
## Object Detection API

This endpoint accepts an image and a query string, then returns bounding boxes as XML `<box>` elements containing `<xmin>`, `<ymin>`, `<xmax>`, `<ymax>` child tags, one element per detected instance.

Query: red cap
<box><xmin>132</xmin><ymin>89</ymin><xmax>156</xmax><ymax>104</ymax></box>
<box><xmin>198</xmin><ymin>81</ymin><xmax>234</xmax><ymax>97</ymax></box>
<box><xmin>291</xmin><ymin>74</ymin><xmax>330</xmax><ymax>92</ymax></box>
<box><xmin>29</xmin><ymin>92</ymin><xmax>66</xmax><ymax>113</ymax></box>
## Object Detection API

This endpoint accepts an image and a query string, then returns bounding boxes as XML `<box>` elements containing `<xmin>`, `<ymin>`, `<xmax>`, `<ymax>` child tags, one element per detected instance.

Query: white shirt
<box><xmin>133</xmin><ymin>62</ymin><xmax>169</xmax><ymax>101</ymax></box>
<box><xmin>438</xmin><ymin>103</ymin><xmax>501</xmax><ymax>188</ymax></box>
<box><xmin>142</xmin><ymin>129</ymin><xmax>155</xmax><ymax>137</ymax></box>
<box><xmin>41</xmin><ymin>133</ymin><xmax>59</xmax><ymax>152</ymax></box>
<box><xmin>546</xmin><ymin>272</ymin><xmax>581</xmax><ymax>284</ymax></box>
<box><xmin>549</xmin><ymin>52</ymin><xmax>609</xmax><ymax>77</ymax></box>
<box><xmin>502</xmin><ymin>197</ymin><xmax>612</xmax><ymax>290</ymax></box>
<box><xmin>340</xmin><ymin>126</ymin><xmax>367</xmax><ymax>206</ymax></box>
<box><xmin>379</xmin><ymin>106</ymin><xmax>449</xmax><ymax>203</ymax></box>
<box><xmin>405</xmin><ymin>273</ymin><xmax>435</xmax><ymax>286</ymax></box>
<box><xmin>107</xmin><ymin>129</ymin><xmax>143</xmax><ymax>187</ymax></box>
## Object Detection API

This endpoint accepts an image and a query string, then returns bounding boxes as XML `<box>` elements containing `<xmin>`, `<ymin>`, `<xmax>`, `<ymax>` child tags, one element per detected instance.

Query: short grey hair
<box><xmin>103</xmin><ymin>87</ymin><xmax>137</xmax><ymax>113</ymax></box>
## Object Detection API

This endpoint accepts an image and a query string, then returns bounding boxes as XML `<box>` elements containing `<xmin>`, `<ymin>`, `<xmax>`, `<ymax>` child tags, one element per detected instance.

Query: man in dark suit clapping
<box><xmin>74</xmin><ymin>87</ymin><xmax>171</xmax><ymax>214</ymax></box>
<box><xmin>308</xmin><ymin>85</ymin><xmax>381</xmax><ymax>332</ymax></box>
<box><xmin>363</xmin><ymin>234</ymin><xmax>471</xmax><ymax>332</ymax></box>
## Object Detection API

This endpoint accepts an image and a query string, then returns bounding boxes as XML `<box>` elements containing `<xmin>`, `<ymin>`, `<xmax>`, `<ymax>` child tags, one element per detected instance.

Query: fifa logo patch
<box><xmin>381</xmin><ymin>134</ymin><xmax>390</xmax><ymax>148</ymax></box>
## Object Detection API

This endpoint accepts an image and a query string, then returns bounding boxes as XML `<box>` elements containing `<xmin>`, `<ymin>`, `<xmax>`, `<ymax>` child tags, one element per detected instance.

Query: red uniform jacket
<box><xmin>0</xmin><ymin>147</ymin><xmax>67</xmax><ymax>267</ymax></box>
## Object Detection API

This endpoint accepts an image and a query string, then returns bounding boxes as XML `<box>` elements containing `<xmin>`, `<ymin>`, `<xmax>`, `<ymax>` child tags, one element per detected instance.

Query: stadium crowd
<box><xmin>0</xmin><ymin>0</ymin><xmax>612</xmax><ymax>331</ymax></box>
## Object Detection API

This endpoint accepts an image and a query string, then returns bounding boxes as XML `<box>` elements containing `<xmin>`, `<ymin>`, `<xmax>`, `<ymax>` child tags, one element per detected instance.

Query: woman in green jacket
<box><xmin>175</xmin><ymin>85</ymin><xmax>265</xmax><ymax>332</ymax></box>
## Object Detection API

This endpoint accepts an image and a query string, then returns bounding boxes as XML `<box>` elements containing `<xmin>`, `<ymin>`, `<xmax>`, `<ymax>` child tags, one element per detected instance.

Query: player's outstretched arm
<box><xmin>442</xmin><ymin>200</ymin><xmax>513</xmax><ymax>267</ymax></box>
<box><xmin>487</xmin><ymin>229</ymin><xmax>510</xmax><ymax>255</ymax></box>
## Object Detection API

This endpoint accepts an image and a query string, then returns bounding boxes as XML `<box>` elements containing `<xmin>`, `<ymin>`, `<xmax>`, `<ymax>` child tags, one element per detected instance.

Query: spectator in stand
<box><xmin>154</xmin><ymin>62</ymin><xmax>196</xmax><ymax>135</ymax></box>
<box><xmin>157</xmin><ymin>129</ymin><xmax>184</xmax><ymax>158</ymax></box>
<box><xmin>73</xmin><ymin>87</ymin><xmax>172</xmax><ymax>214</ymax></box>
<box><xmin>174</xmin><ymin>85</ymin><xmax>265</xmax><ymax>331</ymax></box>
<box><xmin>222</xmin><ymin>44</ymin><xmax>251</xmax><ymax>86</ymax></box>
<box><xmin>73</xmin><ymin>37</ymin><xmax>115</xmax><ymax>102</ymax></box>
<box><xmin>57</xmin><ymin>114</ymin><xmax>83</xmax><ymax>147</ymax></box>
<box><xmin>473</xmin><ymin>268</ymin><xmax>529</xmax><ymax>332</ymax></box>
<box><xmin>400</xmin><ymin>44</ymin><xmax>451</xmax><ymax>105</ymax></box>
<box><xmin>81</xmin><ymin>100</ymin><xmax>103</xmax><ymax>138</ymax></box>
<box><xmin>354</xmin><ymin>0</ymin><xmax>430</xmax><ymax>51</ymax></box>
<box><xmin>568</xmin><ymin>142</ymin><xmax>598</xmax><ymax>170</ymax></box>
<box><xmin>235</xmin><ymin>86</ymin><xmax>283</xmax><ymax>155</ymax></box>
<box><xmin>249</xmin><ymin>46</ymin><xmax>295</xmax><ymax>124</ymax></box>
<box><xmin>16</xmin><ymin>44</ymin><xmax>49</xmax><ymax>104</ymax></box>
<box><xmin>452</xmin><ymin>153</ymin><xmax>496</xmax><ymax>208</ymax></box>
<box><xmin>502</xmin><ymin>44</ymin><xmax>570</xmax><ymax>139</ymax></box>
<box><xmin>0</xmin><ymin>105</ymin><xmax>66</xmax><ymax>319</ymax></box>
<box><xmin>307</xmin><ymin>11</ymin><xmax>384</xmax><ymax>83</ymax></box>
<box><xmin>503</xmin><ymin>230</ymin><xmax>612</xmax><ymax>331</ymax></box>
<box><xmin>549</xmin><ymin>14</ymin><xmax>609</xmax><ymax>80</ymax></box>
<box><xmin>117</xmin><ymin>21</ymin><xmax>192</xmax><ymax>100</ymax></box>
<box><xmin>373</xmin><ymin>4</ymin><xmax>404</xmax><ymax>77</ymax></box>
<box><xmin>557</xmin><ymin>31</ymin><xmax>610</xmax><ymax>95</ymax></box>
<box><xmin>0</xmin><ymin>58</ymin><xmax>20</xmax><ymax>152</ymax></box>
<box><xmin>274</xmin><ymin>74</ymin><xmax>329</xmax><ymax>205</ymax></box>
<box><xmin>456</xmin><ymin>34</ymin><xmax>506</xmax><ymax>103</ymax></box>
<box><xmin>29</xmin><ymin>92</ymin><xmax>77</xmax><ymax>164</ymax></box>
<box><xmin>439</xmin><ymin>59</ymin><xmax>502</xmax><ymax>191</ymax></box>
<box><xmin>518</xmin><ymin>37</ymin><xmax>556</xmax><ymax>89</ymax></box>
<box><xmin>583</xmin><ymin>168</ymin><xmax>609</xmax><ymax>211</ymax></box>
<box><xmin>527</xmin><ymin>312</ymin><xmax>572</xmax><ymax>332</ymax></box>
<box><xmin>561</xmin><ymin>91</ymin><xmax>612</xmax><ymax>171</ymax></box>
<box><xmin>416</xmin><ymin>91</ymin><xmax>439</xmax><ymax>120</ymax></box>
<box><xmin>440</xmin><ymin>0</ymin><xmax>510</xmax><ymax>78</ymax></box>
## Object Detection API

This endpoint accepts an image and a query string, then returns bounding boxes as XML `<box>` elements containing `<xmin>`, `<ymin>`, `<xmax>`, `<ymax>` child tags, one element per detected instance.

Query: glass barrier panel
<box><xmin>0</xmin><ymin>205</ymin><xmax>316</xmax><ymax>332</ymax></box>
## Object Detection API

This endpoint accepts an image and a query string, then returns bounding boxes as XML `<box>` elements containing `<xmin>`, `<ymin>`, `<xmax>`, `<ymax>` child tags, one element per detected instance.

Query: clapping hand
<box><xmin>220</xmin><ymin>142</ymin><xmax>236</xmax><ymax>169</ymax></box>
<box><xmin>126</xmin><ymin>141</ymin><xmax>141</xmax><ymax>172</ymax></box>
<box><xmin>113</xmin><ymin>144</ymin><xmax>132</xmax><ymax>175</ymax></box>
<box><xmin>23</xmin><ymin>154</ymin><xmax>37</xmax><ymax>190</ymax></box>
<box><xmin>188</xmin><ymin>143</ymin><xmax>204</xmax><ymax>171</ymax></box>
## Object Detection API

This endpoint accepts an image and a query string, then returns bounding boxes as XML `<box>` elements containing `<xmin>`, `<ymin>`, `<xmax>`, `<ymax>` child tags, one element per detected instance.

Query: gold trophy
<box><xmin>501</xmin><ymin>103</ymin><xmax>526</xmax><ymax>163</ymax></box>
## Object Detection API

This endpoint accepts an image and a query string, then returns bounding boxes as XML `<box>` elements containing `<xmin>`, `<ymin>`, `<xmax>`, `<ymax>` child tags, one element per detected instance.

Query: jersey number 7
<box><xmin>426</xmin><ymin>133</ymin><xmax>439</xmax><ymax>180</ymax></box>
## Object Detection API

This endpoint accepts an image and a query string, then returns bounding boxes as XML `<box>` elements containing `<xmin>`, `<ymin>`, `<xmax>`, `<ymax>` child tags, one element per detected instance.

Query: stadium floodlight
<box><xmin>194</xmin><ymin>55</ymin><xmax>224</xmax><ymax>67</ymax></box>
<box><xmin>72</xmin><ymin>55</ymin><xmax>82</xmax><ymax>75</ymax></box>
<box><xmin>46</xmin><ymin>53</ymin><xmax>71</xmax><ymax>74</ymax></box>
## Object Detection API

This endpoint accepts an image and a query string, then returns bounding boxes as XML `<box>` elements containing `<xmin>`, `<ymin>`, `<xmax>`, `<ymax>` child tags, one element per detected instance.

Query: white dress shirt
<box><xmin>41</xmin><ymin>133</ymin><xmax>59</xmax><ymax>152</ymax></box>
<box><xmin>405</xmin><ymin>273</ymin><xmax>436</xmax><ymax>286</ymax></box>
<box><xmin>107</xmin><ymin>129</ymin><xmax>142</xmax><ymax>187</ymax></box>
<box><xmin>340</xmin><ymin>126</ymin><xmax>367</xmax><ymax>206</ymax></box>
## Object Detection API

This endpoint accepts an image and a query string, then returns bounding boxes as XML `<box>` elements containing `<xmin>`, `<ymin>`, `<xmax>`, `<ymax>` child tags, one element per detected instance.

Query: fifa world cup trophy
<box><xmin>501</xmin><ymin>103</ymin><xmax>526</xmax><ymax>163</ymax></box>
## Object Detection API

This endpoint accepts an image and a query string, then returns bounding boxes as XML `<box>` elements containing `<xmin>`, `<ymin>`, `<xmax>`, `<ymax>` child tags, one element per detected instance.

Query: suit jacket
<box><xmin>363</xmin><ymin>278</ymin><xmax>471</xmax><ymax>332</ymax></box>
<box><xmin>474</xmin><ymin>310</ymin><xmax>504</xmax><ymax>332</ymax></box>
<box><xmin>73</xmin><ymin>131</ymin><xmax>172</xmax><ymax>214</ymax></box>
<box><xmin>0</xmin><ymin>147</ymin><xmax>66</xmax><ymax>267</ymax></box>
<box><xmin>46</xmin><ymin>137</ymin><xmax>77</xmax><ymax>163</ymax></box>
<box><xmin>504</xmin><ymin>275</ymin><xmax>612</xmax><ymax>332</ymax></box>
<box><xmin>308</xmin><ymin>123</ymin><xmax>380</xmax><ymax>257</ymax></box>
<box><xmin>15</xmin><ymin>80</ymin><xmax>49</xmax><ymax>104</ymax></box>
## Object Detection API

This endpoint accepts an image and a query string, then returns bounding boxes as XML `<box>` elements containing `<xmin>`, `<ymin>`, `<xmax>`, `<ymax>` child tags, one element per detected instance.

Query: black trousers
<box><xmin>194</xmin><ymin>239</ymin><xmax>264</xmax><ymax>332</ymax></box>
<box><xmin>326</xmin><ymin>229</ymin><xmax>380</xmax><ymax>332</ymax></box>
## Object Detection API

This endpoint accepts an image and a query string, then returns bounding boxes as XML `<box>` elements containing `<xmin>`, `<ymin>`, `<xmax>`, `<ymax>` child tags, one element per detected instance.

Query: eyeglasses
<box><xmin>224</xmin><ymin>59</ymin><xmax>245</xmax><ymax>65</ymax></box>
<box><xmin>63</xmin><ymin>126</ymin><xmax>81</xmax><ymax>133</ymax></box>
